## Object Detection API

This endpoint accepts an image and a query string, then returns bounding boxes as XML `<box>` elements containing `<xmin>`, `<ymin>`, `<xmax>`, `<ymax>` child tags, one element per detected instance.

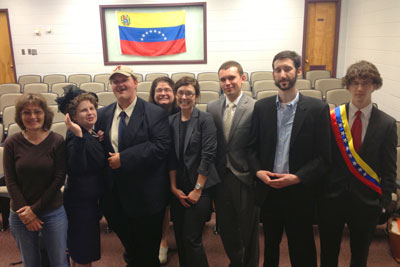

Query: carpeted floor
<box><xmin>0</xmin><ymin>214</ymin><xmax>399</xmax><ymax>267</ymax></box>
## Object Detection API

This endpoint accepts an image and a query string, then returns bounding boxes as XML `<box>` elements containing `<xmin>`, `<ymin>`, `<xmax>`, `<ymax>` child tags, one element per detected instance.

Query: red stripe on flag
<box><xmin>120</xmin><ymin>39</ymin><xmax>186</xmax><ymax>56</ymax></box>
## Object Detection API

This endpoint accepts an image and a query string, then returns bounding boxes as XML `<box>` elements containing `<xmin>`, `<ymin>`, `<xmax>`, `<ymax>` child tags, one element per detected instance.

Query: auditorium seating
<box><xmin>315</xmin><ymin>78</ymin><xmax>343</xmax><ymax>98</ymax></box>
<box><xmin>145</xmin><ymin>73</ymin><xmax>168</xmax><ymax>82</ymax></box>
<box><xmin>43</xmin><ymin>74</ymin><xmax>67</xmax><ymax>88</ymax></box>
<box><xmin>68</xmin><ymin>74</ymin><xmax>91</xmax><ymax>86</ymax></box>
<box><xmin>171</xmin><ymin>72</ymin><xmax>195</xmax><ymax>82</ymax></box>
<box><xmin>305</xmin><ymin>70</ymin><xmax>331</xmax><ymax>88</ymax></box>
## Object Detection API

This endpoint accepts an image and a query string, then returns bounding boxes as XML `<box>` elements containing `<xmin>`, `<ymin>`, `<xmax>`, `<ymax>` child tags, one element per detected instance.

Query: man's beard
<box><xmin>274</xmin><ymin>72</ymin><xmax>298</xmax><ymax>91</ymax></box>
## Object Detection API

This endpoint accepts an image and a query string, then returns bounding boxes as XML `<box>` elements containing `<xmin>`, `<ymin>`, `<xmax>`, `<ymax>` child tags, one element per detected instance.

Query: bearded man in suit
<box><xmin>249</xmin><ymin>51</ymin><xmax>331</xmax><ymax>267</ymax></box>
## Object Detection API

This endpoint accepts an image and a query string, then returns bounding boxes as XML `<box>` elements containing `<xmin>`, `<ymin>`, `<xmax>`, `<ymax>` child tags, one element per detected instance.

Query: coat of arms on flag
<box><xmin>117</xmin><ymin>11</ymin><xmax>187</xmax><ymax>57</ymax></box>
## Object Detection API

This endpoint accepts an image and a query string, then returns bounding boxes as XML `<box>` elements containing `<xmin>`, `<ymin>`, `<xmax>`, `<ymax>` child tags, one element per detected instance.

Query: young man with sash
<box><xmin>318</xmin><ymin>60</ymin><xmax>398</xmax><ymax>267</ymax></box>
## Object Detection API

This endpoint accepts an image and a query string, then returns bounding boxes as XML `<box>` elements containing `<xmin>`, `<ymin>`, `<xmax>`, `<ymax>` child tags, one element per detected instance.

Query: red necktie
<box><xmin>351</xmin><ymin>110</ymin><xmax>362</xmax><ymax>152</ymax></box>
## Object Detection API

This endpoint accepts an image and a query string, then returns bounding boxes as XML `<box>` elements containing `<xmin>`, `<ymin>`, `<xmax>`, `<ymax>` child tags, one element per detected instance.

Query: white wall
<box><xmin>1</xmin><ymin>0</ymin><xmax>399</xmax><ymax>119</ymax></box>
<box><xmin>0</xmin><ymin>0</ymin><xmax>304</xmax><ymax>76</ymax></box>
<box><xmin>340</xmin><ymin>0</ymin><xmax>400</xmax><ymax>119</ymax></box>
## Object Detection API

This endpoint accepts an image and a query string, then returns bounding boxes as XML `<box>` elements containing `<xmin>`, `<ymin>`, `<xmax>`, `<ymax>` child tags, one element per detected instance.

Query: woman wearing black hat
<box><xmin>56</xmin><ymin>85</ymin><xmax>106</xmax><ymax>267</ymax></box>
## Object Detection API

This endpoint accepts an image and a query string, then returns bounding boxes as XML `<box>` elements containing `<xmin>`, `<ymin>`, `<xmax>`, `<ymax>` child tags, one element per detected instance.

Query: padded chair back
<box><xmin>0</xmin><ymin>84</ymin><xmax>21</xmax><ymax>96</ymax></box>
<box><xmin>145</xmin><ymin>73</ymin><xmax>168</xmax><ymax>82</ymax></box>
<box><xmin>296</xmin><ymin>79</ymin><xmax>312</xmax><ymax>90</ymax></box>
<box><xmin>199</xmin><ymin>81</ymin><xmax>220</xmax><ymax>93</ymax></box>
<box><xmin>80</xmin><ymin>82</ymin><xmax>105</xmax><ymax>93</ymax></box>
<box><xmin>23</xmin><ymin>83</ymin><xmax>48</xmax><ymax>94</ymax></box>
<box><xmin>137</xmin><ymin>82</ymin><xmax>152</xmax><ymax>92</ymax></box>
<box><xmin>50</xmin><ymin>122</ymin><xmax>67</xmax><ymax>139</ymax></box>
<box><xmin>197</xmin><ymin>72</ymin><xmax>219</xmax><ymax>82</ymax></box>
<box><xmin>253</xmin><ymin>80</ymin><xmax>278</xmax><ymax>97</ymax></box>
<box><xmin>305</xmin><ymin>70</ymin><xmax>331</xmax><ymax>88</ymax></box>
<box><xmin>300</xmin><ymin>89</ymin><xmax>322</xmax><ymax>100</ymax></box>
<box><xmin>198</xmin><ymin>91</ymin><xmax>219</xmax><ymax>104</ymax></box>
<box><xmin>137</xmin><ymin>91</ymin><xmax>150</xmax><ymax>101</ymax></box>
<box><xmin>49</xmin><ymin>105</ymin><xmax>65</xmax><ymax>123</ymax></box>
<box><xmin>196</xmin><ymin>103</ymin><xmax>207</xmax><ymax>112</ymax></box>
<box><xmin>3</xmin><ymin>106</ymin><xmax>16</xmax><ymax>131</ymax></box>
<box><xmin>250</xmin><ymin>71</ymin><xmax>273</xmax><ymax>86</ymax></box>
<box><xmin>242</xmin><ymin>81</ymin><xmax>251</xmax><ymax>92</ymax></box>
<box><xmin>93</xmin><ymin>73</ymin><xmax>110</xmax><ymax>87</ymax></box>
<box><xmin>43</xmin><ymin>74</ymin><xmax>66</xmax><ymax>88</ymax></box>
<box><xmin>68</xmin><ymin>74</ymin><xmax>91</xmax><ymax>86</ymax></box>
<box><xmin>256</xmin><ymin>90</ymin><xmax>278</xmax><ymax>100</ymax></box>
<box><xmin>315</xmin><ymin>78</ymin><xmax>343</xmax><ymax>98</ymax></box>
<box><xmin>18</xmin><ymin>75</ymin><xmax>41</xmax><ymax>88</ymax></box>
<box><xmin>96</xmin><ymin>92</ymin><xmax>115</xmax><ymax>106</ymax></box>
<box><xmin>7</xmin><ymin>123</ymin><xmax>21</xmax><ymax>137</ymax></box>
<box><xmin>0</xmin><ymin>93</ymin><xmax>22</xmax><ymax>115</ymax></box>
<box><xmin>325</xmin><ymin>88</ymin><xmax>351</xmax><ymax>106</ymax></box>
<box><xmin>171</xmin><ymin>73</ymin><xmax>195</xmax><ymax>82</ymax></box>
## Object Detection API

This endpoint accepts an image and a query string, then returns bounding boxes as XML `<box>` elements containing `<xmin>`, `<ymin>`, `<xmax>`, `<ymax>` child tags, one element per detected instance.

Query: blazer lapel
<box><xmin>173</xmin><ymin>113</ymin><xmax>181</xmax><ymax>160</ymax></box>
<box><xmin>123</xmin><ymin>98</ymin><xmax>145</xmax><ymax>149</ymax></box>
<box><xmin>290</xmin><ymin>94</ymin><xmax>307</xmax><ymax>146</ymax></box>
<box><xmin>184</xmin><ymin>108</ymin><xmax>199</xmax><ymax>153</ymax></box>
<box><xmin>104</xmin><ymin>103</ymin><xmax>117</xmax><ymax>153</ymax></box>
<box><xmin>228</xmin><ymin>95</ymin><xmax>247</xmax><ymax>142</ymax></box>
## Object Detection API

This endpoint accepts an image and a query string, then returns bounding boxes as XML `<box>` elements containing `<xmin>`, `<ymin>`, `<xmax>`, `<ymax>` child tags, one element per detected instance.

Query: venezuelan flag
<box><xmin>117</xmin><ymin>11</ymin><xmax>187</xmax><ymax>57</ymax></box>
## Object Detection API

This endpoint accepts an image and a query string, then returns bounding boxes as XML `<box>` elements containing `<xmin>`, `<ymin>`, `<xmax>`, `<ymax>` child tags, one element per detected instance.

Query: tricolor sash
<box><xmin>330</xmin><ymin>105</ymin><xmax>382</xmax><ymax>195</ymax></box>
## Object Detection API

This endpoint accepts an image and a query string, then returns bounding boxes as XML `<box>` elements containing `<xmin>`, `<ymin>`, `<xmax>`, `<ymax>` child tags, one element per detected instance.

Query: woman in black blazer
<box><xmin>169</xmin><ymin>77</ymin><xmax>220</xmax><ymax>267</ymax></box>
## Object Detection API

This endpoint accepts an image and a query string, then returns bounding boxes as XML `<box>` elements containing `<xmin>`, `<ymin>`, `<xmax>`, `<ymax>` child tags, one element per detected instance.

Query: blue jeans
<box><xmin>10</xmin><ymin>206</ymin><xmax>69</xmax><ymax>267</ymax></box>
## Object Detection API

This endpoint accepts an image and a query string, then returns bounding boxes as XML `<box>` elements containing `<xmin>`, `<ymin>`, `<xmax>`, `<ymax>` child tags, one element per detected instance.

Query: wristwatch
<box><xmin>195</xmin><ymin>183</ymin><xmax>203</xmax><ymax>190</ymax></box>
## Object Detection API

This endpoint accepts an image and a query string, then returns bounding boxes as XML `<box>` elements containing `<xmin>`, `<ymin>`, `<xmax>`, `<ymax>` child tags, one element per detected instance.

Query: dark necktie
<box><xmin>118</xmin><ymin>111</ymin><xmax>127</xmax><ymax>152</ymax></box>
<box><xmin>351</xmin><ymin>110</ymin><xmax>362</xmax><ymax>152</ymax></box>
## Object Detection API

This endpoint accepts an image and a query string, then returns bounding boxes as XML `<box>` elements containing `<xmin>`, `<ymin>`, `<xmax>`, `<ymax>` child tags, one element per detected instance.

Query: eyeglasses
<box><xmin>176</xmin><ymin>91</ymin><xmax>195</xmax><ymax>97</ymax></box>
<box><xmin>21</xmin><ymin>110</ymin><xmax>43</xmax><ymax>116</ymax></box>
<box><xmin>155</xmin><ymin>88</ymin><xmax>172</xmax><ymax>93</ymax></box>
<box><xmin>350</xmin><ymin>80</ymin><xmax>373</xmax><ymax>88</ymax></box>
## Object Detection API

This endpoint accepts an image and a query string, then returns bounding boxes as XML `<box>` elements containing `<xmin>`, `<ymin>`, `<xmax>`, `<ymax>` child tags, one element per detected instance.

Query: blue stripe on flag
<box><xmin>119</xmin><ymin>25</ymin><xmax>185</xmax><ymax>43</ymax></box>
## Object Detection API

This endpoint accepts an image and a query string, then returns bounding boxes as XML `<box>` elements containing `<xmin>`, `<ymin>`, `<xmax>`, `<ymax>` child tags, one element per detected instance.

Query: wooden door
<box><xmin>303</xmin><ymin>1</ymin><xmax>340</xmax><ymax>77</ymax></box>
<box><xmin>0</xmin><ymin>10</ymin><xmax>16</xmax><ymax>84</ymax></box>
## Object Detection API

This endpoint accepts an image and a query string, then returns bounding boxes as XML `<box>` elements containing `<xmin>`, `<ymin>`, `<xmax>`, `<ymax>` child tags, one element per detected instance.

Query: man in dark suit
<box><xmin>249</xmin><ymin>51</ymin><xmax>331</xmax><ymax>267</ymax></box>
<box><xmin>96</xmin><ymin>65</ymin><xmax>171</xmax><ymax>267</ymax></box>
<box><xmin>207</xmin><ymin>61</ymin><xmax>259</xmax><ymax>267</ymax></box>
<box><xmin>318</xmin><ymin>60</ymin><xmax>397</xmax><ymax>267</ymax></box>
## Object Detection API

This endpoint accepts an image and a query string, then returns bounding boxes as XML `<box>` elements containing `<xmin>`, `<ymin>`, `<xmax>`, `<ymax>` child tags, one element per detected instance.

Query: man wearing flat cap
<box><xmin>96</xmin><ymin>65</ymin><xmax>171</xmax><ymax>266</ymax></box>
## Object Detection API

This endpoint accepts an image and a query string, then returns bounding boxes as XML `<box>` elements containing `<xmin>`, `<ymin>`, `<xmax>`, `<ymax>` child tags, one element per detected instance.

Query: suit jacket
<box><xmin>96</xmin><ymin>97</ymin><xmax>171</xmax><ymax>217</ymax></box>
<box><xmin>207</xmin><ymin>94</ymin><xmax>256</xmax><ymax>185</ymax></box>
<box><xmin>322</xmin><ymin>103</ymin><xmax>397</xmax><ymax>209</ymax></box>
<box><xmin>249</xmin><ymin>93</ymin><xmax>331</xmax><ymax>205</ymax></box>
<box><xmin>169</xmin><ymin>107</ymin><xmax>220</xmax><ymax>190</ymax></box>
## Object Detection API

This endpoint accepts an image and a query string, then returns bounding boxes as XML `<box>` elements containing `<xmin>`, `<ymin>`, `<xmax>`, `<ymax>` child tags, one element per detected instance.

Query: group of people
<box><xmin>3</xmin><ymin>50</ymin><xmax>397</xmax><ymax>267</ymax></box>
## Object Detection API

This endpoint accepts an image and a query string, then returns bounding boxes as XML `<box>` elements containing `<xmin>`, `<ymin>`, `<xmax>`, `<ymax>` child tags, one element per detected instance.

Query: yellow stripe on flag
<box><xmin>117</xmin><ymin>11</ymin><xmax>185</xmax><ymax>28</ymax></box>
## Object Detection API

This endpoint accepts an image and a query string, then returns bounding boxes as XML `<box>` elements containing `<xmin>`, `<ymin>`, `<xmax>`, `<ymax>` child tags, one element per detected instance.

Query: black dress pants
<box><xmin>101</xmin><ymin>189</ymin><xmax>165</xmax><ymax>267</ymax></box>
<box><xmin>261</xmin><ymin>187</ymin><xmax>317</xmax><ymax>267</ymax></box>
<box><xmin>318</xmin><ymin>191</ymin><xmax>381</xmax><ymax>267</ymax></box>
<box><xmin>171</xmin><ymin>193</ymin><xmax>212</xmax><ymax>267</ymax></box>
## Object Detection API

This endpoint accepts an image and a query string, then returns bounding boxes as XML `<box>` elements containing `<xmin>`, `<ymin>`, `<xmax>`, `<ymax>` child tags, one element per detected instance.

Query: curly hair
<box><xmin>342</xmin><ymin>60</ymin><xmax>383</xmax><ymax>89</ymax></box>
<box><xmin>67</xmin><ymin>93</ymin><xmax>98</xmax><ymax>119</ymax></box>
<box><xmin>15</xmin><ymin>93</ymin><xmax>54</xmax><ymax>131</ymax></box>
